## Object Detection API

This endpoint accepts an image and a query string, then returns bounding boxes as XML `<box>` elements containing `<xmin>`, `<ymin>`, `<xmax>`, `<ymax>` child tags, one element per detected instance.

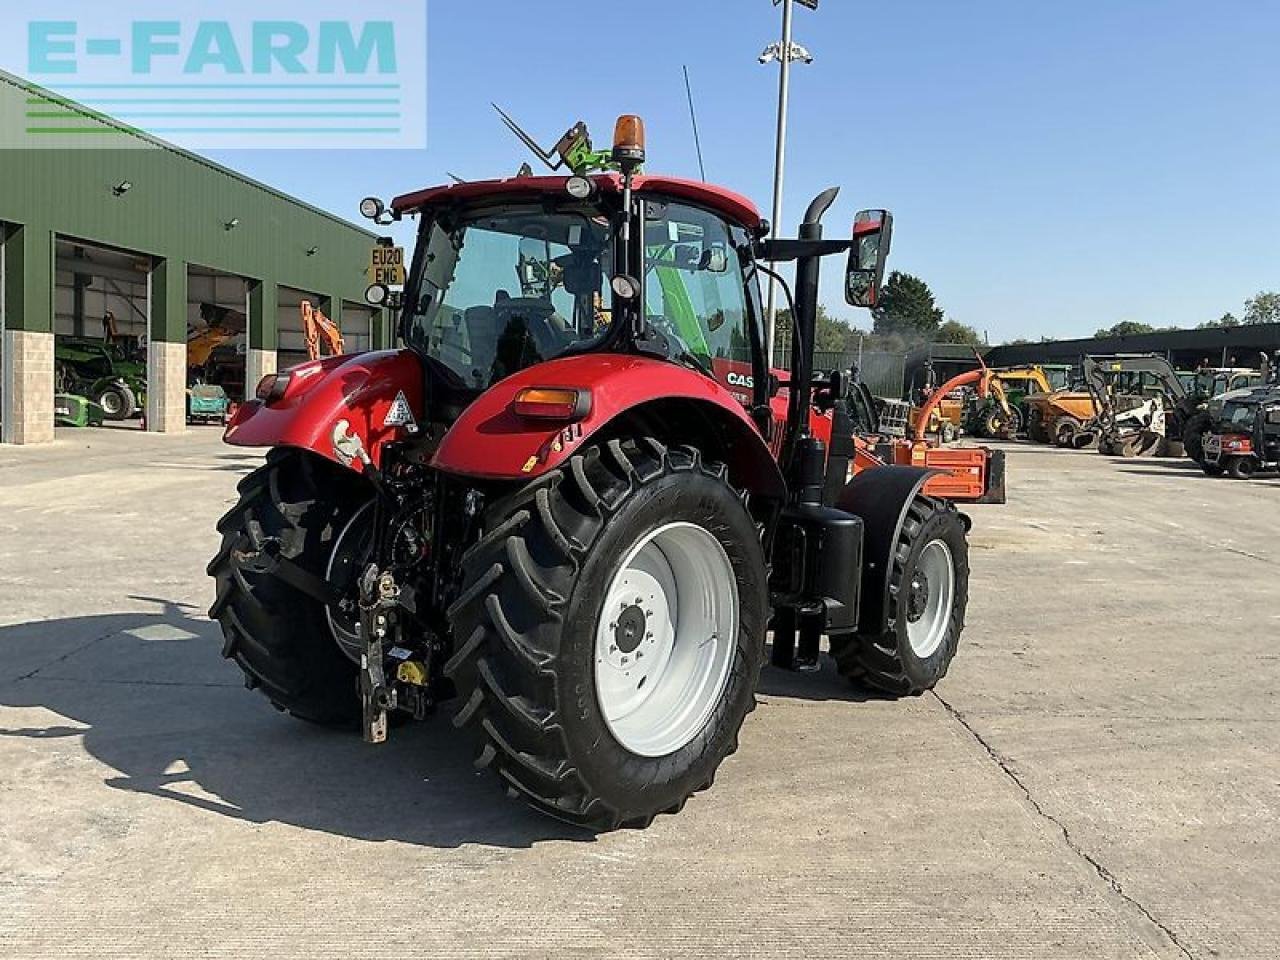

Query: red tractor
<box><xmin>209</xmin><ymin>117</ymin><xmax>969</xmax><ymax>829</ymax></box>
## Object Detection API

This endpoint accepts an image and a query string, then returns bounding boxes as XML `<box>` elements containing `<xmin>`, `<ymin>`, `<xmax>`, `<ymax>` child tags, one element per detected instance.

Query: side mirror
<box><xmin>700</xmin><ymin>245</ymin><xmax>730</xmax><ymax>274</ymax></box>
<box><xmin>845</xmin><ymin>209</ymin><xmax>893</xmax><ymax>308</ymax></box>
<box><xmin>518</xmin><ymin>237</ymin><xmax>553</xmax><ymax>296</ymax></box>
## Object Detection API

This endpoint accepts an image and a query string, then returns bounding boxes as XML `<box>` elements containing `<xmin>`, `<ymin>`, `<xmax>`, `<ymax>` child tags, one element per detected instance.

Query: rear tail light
<box><xmin>255</xmin><ymin>373</ymin><xmax>290</xmax><ymax>404</ymax></box>
<box><xmin>512</xmin><ymin>387</ymin><xmax>591</xmax><ymax>421</ymax></box>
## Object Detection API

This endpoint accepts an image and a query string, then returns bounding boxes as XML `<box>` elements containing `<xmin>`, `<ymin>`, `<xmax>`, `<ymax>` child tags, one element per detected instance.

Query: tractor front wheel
<box><xmin>830</xmin><ymin>496</ymin><xmax>968</xmax><ymax>696</ymax></box>
<box><xmin>98</xmin><ymin>383</ymin><xmax>137</xmax><ymax>421</ymax></box>
<box><xmin>1226</xmin><ymin>456</ymin><xmax>1257</xmax><ymax>480</ymax></box>
<box><xmin>446</xmin><ymin>439</ymin><xmax>767</xmax><ymax>830</ymax></box>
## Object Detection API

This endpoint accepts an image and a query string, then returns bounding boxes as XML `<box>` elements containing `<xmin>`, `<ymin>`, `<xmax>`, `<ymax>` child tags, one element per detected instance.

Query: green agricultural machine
<box><xmin>54</xmin><ymin>337</ymin><xmax>147</xmax><ymax>421</ymax></box>
<box><xmin>53</xmin><ymin>393</ymin><xmax>106</xmax><ymax>428</ymax></box>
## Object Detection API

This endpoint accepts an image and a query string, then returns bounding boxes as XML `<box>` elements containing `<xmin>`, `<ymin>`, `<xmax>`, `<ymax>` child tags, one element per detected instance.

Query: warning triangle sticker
<box><xmin>383</xmin><ymin>391</ymin><xmax>417</xmax><ymax>429</ymax></box>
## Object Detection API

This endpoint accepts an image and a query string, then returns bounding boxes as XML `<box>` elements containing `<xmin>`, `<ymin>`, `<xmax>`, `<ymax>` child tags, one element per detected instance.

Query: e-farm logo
<box><xmin>2</xmin><ymin>1</ymin><xmax>426</xmax><ymax>149</ymax></box>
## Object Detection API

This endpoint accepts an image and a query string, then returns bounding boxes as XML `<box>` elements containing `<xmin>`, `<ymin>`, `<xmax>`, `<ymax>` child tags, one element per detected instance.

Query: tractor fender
<box><xmin>223</xmin><ymin>350</ymin><xmax>424</xmax><ymax>471</ymax></box>
<box><xmin>431</xmin><ymin>353</ymin><xmax>785</xmax><ymax>500</ymax></box>
<box><xmin>835</xmin><ymin>465</ymin><xmax>942</xmax><ymax>636</ymax></box>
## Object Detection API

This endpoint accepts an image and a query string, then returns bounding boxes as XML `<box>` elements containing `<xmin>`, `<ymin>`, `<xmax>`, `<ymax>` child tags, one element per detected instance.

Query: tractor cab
<box><xmin>387</xmin><ymin>176</ymin><xmax>765</xmax><ymax>421</ymax></box>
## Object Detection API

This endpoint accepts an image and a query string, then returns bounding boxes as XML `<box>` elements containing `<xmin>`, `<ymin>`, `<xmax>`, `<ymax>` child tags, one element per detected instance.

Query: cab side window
<box><xmin>643</xmin><ymin>203</ymin><xmax>754</xmax><ymax>385</ymax></box>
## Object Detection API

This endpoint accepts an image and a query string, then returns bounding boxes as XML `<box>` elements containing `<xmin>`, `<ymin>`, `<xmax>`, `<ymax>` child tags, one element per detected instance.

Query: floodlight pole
<box><xmin>765</xmin><ymin>0</ymin><xmax>796</xmax><ymax>365</ymax></box>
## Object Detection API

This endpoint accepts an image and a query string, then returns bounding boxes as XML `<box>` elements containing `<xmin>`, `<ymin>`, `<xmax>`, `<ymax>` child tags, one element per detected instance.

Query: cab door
<box><xmin>641</xmin><ymin>200</ymin><xmax>768</xmax><ymax>413</ymax></box>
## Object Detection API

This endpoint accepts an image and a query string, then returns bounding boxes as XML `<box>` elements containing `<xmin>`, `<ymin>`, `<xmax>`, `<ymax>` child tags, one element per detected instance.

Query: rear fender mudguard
<box><xmin>222</xmin><ymin>350</ymin><xmax>424</xmax><ymax>472</ymax></box>
<box><xmin>431</xmin><ymin>354</ymin><xmax>785</xmax><ymax>501</ymax></box>
<box><xmin>834</xmin><ymin>465</ymin><xmax>935</xmax><ymax>636</ymax></box>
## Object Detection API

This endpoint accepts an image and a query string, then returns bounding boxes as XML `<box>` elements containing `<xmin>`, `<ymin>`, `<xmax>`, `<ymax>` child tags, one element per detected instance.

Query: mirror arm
<box><xmin>755</xmin><ymin>238</ymin><xmax>852</xmax><ymax>262</ymax></box>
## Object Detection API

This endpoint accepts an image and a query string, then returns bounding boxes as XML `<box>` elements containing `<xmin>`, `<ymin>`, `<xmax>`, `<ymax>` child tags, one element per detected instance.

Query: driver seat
<box><xmin>463</xmin><ymin>305</ymin><xmax>501</xmax><ymax>386</ymax></box>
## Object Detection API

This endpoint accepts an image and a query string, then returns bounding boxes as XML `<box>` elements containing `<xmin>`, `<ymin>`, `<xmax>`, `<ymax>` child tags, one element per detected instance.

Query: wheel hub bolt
<box><xmin>907</xmin><ymin>573</ymin><xmax>931</xmax><ymax>623</ymax></box>
<box><xmin>613</xmin><ymin>604</ymin><xmax>647</xmax><ymax>655</ymax></box>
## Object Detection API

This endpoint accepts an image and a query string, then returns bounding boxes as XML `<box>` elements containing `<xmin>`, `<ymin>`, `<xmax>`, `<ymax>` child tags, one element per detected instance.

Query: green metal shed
<box><xmin>1</xmin><ymin>68</ymin><xmax>388</xmax><ymax>444</ymax></box>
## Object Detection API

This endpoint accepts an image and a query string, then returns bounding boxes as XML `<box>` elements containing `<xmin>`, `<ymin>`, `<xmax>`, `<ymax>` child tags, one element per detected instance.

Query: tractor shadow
<box><xmin>1112</xmin><ymin>460</ymin><xmax>1279</xmax><ymax>481</ymax></box>
<box><xmin>1115</xmin><ymin>467</ymin><xmax>1214</xmax><ymax>480</ymax></box>
<box><xmin>0</xmin><ymin>600</ymin><xmax>588</xmax><ymax>850</ymax></box>
<box><xmin>758</xmin><ymin>643</ymin><xmax>888</xmax><ymax>703</ymax></box>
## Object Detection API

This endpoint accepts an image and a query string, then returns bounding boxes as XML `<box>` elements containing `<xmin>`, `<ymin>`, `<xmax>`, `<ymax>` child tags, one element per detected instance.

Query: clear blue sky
<box><xmin>209</xmin><ymin>0</ymin><xmax>1280</xmax><ymax>343</ymax></box>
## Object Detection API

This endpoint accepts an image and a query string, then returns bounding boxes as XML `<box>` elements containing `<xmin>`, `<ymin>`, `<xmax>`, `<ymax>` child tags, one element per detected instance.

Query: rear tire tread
<box><xmin>446</xmin><ymin>439</ymin><xmax>758</xmax><ymax>830</ymax></box>
<box><xmin>207</xmin><ymin>450</ymin><xmax>370</xmax><ymax>727</ymax></box>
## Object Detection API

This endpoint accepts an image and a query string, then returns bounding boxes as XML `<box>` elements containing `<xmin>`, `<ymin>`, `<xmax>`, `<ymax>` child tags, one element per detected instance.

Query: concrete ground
<box><xmin>1</xmin><ymin>428</ymin><xmax>1276</xmax><ymax>959</ymax></box>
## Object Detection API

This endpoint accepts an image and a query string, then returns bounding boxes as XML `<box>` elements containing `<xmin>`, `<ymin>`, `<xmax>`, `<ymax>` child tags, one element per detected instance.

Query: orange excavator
<box><xmin>840</xmin><ymin>362</ymin><xmax>1010</xmax><ymax>504</ymax></box>
<box><xmin>301</xmin><ymin>300</ymin><xmax>345</xmax><ymax>361</ymax></box>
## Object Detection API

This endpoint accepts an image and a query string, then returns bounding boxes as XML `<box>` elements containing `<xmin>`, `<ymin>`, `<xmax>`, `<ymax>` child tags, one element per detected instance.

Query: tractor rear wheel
<box><xmin>446</xmin><ymin>439</ymin><xmax>767</xmax><ymax>830</ymax></box>
<box><xmin>208</xmin><ymin>449</ymin><xmax>371</xmax><ymax>725</ymax></box>
<box><xmin>830</xmin><ymin>496</ymin><xmax>968</xmax><ymax>696</ymax></box>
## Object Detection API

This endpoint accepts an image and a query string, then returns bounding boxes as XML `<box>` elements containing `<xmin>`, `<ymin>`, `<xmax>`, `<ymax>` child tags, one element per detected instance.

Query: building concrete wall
<box><xmin>245</xmin><ymin>349</ymin><xmax>277</xmax><ymax>401</ymax></box>
<box><xmin>145</xmin><ymin>341</ymin><xmax>187</xmax><ymax>434</ymax></box>
<box><xmin>1</xmin><ymin>329</ymin><xmax>54</xmax><ymax>444</ymax></box>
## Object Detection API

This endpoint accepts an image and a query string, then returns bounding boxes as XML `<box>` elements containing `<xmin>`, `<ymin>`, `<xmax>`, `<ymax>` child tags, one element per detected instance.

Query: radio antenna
<box><xmin>683</xmin><ymin>65</ymin><xmax>707</xmax><ymax>182</ymax></box>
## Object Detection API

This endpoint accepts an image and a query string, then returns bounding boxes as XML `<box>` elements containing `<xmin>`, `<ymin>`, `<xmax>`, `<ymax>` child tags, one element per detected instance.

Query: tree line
<box><xmin>1088</xmin><ymin>291</ymin><xmax>1280</xmax><ymax>339</ymax></box>
<box><xmin>775</xmin><ymin>270</ymin><xmax>984</xmax><ymax>356</ymax></box>
<box><xmin>776</xmin><ymin>274</ymin><xmax>1280</xmax><ymax>355</ymax></box>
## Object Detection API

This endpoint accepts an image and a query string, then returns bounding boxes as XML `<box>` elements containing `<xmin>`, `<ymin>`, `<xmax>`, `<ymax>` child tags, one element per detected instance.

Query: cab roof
<box><xmin>392</xmin><ymin>173</ymin><xmax>763</xmax><ymax>232</ymax></box>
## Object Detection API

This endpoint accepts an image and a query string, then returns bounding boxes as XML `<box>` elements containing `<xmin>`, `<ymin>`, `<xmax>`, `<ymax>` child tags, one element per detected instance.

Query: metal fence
<box><xmin>771</xmin><ymin>349</ymin><xmax>906</xmax><ymax>399</ymax></box>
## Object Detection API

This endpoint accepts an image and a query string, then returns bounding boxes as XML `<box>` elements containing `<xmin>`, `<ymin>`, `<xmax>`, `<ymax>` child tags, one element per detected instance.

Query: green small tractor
<box><xmin>54</xmin><ymin>337</ymin><xmax>147</xmax><ymax>421</ymax></box>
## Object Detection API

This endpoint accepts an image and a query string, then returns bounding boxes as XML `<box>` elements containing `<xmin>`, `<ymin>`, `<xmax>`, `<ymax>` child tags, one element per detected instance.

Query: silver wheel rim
<box><xmin>594</xmin><ymin>521</ymin><xmax>737</xmax><ymax>758</ymax></box>
<box><xmin>100</xmin><ymin>391</ymin><xmax>122</xmax><ymax>416</ymax></box>
<box><xmin>905</xmin><ymin>540</ymin><xmax>955</xmax><ymax>659</ymax></box>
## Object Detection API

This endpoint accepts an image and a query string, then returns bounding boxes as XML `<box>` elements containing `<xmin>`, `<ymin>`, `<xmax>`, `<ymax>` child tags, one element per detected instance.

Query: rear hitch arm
<box><xmin>357</xmin><ymin>563</ymin><xmax>401</xmax><ymax>744</ymax></box>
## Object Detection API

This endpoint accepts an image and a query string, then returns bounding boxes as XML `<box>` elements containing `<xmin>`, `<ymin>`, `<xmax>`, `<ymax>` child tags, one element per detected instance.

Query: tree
<box><xmin>1094</xmin><ymin>320</ymin><xmax>1156</xmax><ymax>338</ymax></box>
<box><xmin>1243</xmin><ymin>291</ymin><xmax>1280</xmax><ymax>326</ymax></box>
<box><xmin>1198</xmin><ymin>312</ymin><xmax>1239</xmax><ymax>330</ymax></box>
<box><xmin>773</xmin><ymin>304</ymin><xmax>864</xmax><ymax>356</ymax></box>
<box><xmin>872</xmin><ymin>271</ymin><xmax>944</xmax><ymax>341</ymax></box>
<box><xmin>934</xmin><ymin>319</ymin><xmax>984</xmax><ymax>345</ymax></box>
